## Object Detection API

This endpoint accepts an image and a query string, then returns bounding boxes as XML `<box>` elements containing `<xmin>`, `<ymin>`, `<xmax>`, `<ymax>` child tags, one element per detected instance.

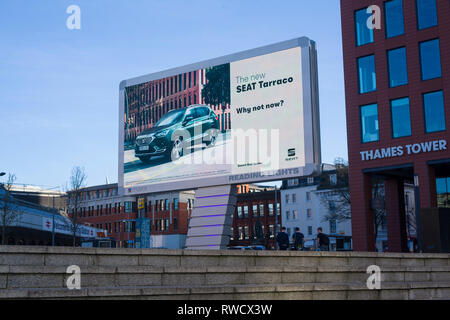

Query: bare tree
<box><xmin>319</xmin><ymin>158</ymin><xmax>351</xmax><ymax>222</ymax></box>
<box><xmin>0</xmin><ymin>174</ymin><xmax>20</xmax><ymax>245</ymax></box>
<box><xmin>65</xmin><ymin>167</ymin><xmax>87</xmax><ymax>247</ymax></box>
<box><xmin>371</xmin><ymin>178</ymin><xmax>386</xmax><ymax>246</ymax></box>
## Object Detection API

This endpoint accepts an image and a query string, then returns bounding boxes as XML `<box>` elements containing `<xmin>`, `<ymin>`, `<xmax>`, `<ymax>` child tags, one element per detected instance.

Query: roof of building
<box><xmin>9</xmin><ymin>184</ymin><xmax>65</xmax><ymax>196</ymax></box>
<box><xmin>69</xmin><ymin>183</ymin><xmax>118</xmax><ymax>193</ymax></box>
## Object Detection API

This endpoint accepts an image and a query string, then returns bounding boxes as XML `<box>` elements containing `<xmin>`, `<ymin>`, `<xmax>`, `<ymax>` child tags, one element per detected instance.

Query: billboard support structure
<box><xmin>185</xmin><ymin>184</ymin><xmax>238</xmax><ymax>250</ymax></box>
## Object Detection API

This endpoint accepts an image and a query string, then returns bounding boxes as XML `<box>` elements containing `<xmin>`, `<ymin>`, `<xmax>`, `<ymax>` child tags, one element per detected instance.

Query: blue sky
<box><xmin>0</xmin><ymin>0</ymin><xmax>346</xmax><ymax>189</ymax></box>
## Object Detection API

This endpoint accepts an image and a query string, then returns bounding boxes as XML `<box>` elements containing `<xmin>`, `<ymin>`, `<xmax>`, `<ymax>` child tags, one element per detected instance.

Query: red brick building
<box><xmin>229</xmin><ymin>186</ymin><xmax>281</xmax><ymax>249</ymax></box>
<box><xmin>341</xmin><ymin>0</ymin><xmax>450</xmax><ymax>252</ymax></box>
<box><xmin>69</xmin><ymin>183</ymin><xmax>194</xmax><ymax>248</ymax></box>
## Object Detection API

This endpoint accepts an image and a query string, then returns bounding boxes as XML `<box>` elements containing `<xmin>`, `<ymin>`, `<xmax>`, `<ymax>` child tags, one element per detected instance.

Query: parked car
<box><xmin>134</xmin><ymin>105</ymin><xmax>219</xmax><ymax>163</ymax></box>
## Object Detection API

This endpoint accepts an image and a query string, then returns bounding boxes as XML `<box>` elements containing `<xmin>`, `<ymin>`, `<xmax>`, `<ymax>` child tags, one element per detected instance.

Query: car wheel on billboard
<box><xmin>170</xmin><ymin>137</ymin><xmax>184</xmax><ymax>161</ymax></box>
<box><xmin>205</xmin><ymin>129</ymin><xmax>219</xmax><ymax>147</ymax></box>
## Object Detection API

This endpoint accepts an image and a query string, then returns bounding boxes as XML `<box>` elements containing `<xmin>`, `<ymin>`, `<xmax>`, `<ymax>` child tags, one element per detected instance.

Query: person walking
<box><xmin>292</xmin><ymin>227</ymin><xmax>305</xmax><ymax>251</ymax></box>
<box><xmin>316</xmin><ymin>227</ymin><xmax>330</xmax><ymax>251</ymax></box>
<box><xmin>276</xmin><ymin>227</ymin><xmax>290</xmax><ymax>251</ymax></box>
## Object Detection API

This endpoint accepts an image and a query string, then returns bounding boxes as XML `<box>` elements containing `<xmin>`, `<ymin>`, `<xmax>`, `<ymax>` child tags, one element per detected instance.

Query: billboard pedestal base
<box><xmin>185</xmin><ymin>185</ymin><xmax>237</xmax><ymax>250</ymax></box>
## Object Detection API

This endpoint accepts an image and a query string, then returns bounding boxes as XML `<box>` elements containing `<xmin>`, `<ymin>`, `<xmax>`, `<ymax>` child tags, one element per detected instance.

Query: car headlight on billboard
<box><xmin>155</xmin><ymin>129</ymin><xmax>170</xmax><ymax>138</ymax></box>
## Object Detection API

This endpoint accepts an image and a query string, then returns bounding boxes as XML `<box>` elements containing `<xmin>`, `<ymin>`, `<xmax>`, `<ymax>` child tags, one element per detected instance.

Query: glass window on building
<box><xmin>420</xmin><ymin>39</ymin><xmax>442</xmax><ymax>80</ymax></box>
<box><xmin>308</xmin><ymin>226</ymin><xmax>313</xmax><ymax>236</ymax></box>
<box><xmin>358</xmin><ymin>55</ymin><xmax>376</xmax><ymax>94</ymax></box>
<box><xmin>238</xmin><ymin>227</ymin><xmax>243</xmax><ymax>240</ymax></box>
<box><xmin>436</xmin><ymin>177</ymin><xmax>450</xmax><ymax>208</ymax></box>
<box><xmin>293</xmin><ymin>210</ymin><xmax>298</xmax><ymax>220</ymax></box>
<box><xmin>354</xmin><ymin>7</ymin><xmax>374</xmax><ymax>46</ymax></box>
<box><xmin>125</xmin><ymin>202</ymin><xmax>133</xmax><ymax>213</ymax></box>
<box><xmin>292</xmin><ymin>194</ymin><xmax>296</xmax><ymax>203</ymax></box>
<box><xmin>268</xmin><ymin>203</ymin><xmax>274</xmax><ymax>216</ymax></box>
<box><xmin>237</xmin><ymin>206</ymin><xmax>243</xmax><ymax>218</ymax></box>
<box><xmin>330</xmin><ymin>174</ymin><xmax>338</xmax><ymax>185</ymax></box>
<box><xmin>417</xmin><ymin>0</ymin><xmax>438</xmax><ymax>30</ymax></box>
<box><xmin>259</xmin><ymin>204</ymin><xmax>264</xmax><ymax>217</ymax></box>
<box><xmin>252</xmin><ymin>204</ymin><xmax>258</xmax><ymax>217</ymax></box>
<box><xmin>424</xmin><ymin>91</ymin><xmax>446</xmax><ymax>133</ymax></box>
<box><xmin>385</xmin><ymin>0</ymin><xmax>405</xmax><ymax>38</ymax></box>
<box><xmin>173</xmin><ymin>198</ymin><xmax>178</xmax><ymax>210</ymax></box>
<box><xmin>244</xmin><ymin>226</ymin><xmax>249</xmax><ymax>240</ymax></box>
<box><xmin>330</xmin><ymin>220</ymin><xmax>337</xmax><ymax>234</ymax></box>
<box><xmin>243</xmin><ymin>205</ymin><xmax>248</xmax><ymax>218</ymax></box>
<box><xmin>286</xmin><ymin>211</ymin><xmax>290</xmax><ymax>221</ymax></box>
<box><xmin>269</xmin><ymin>225</ymin><xmax>274</xmax><ymax>238</ymax></box>
<box><xmin>230</xmin><ymin>227</ymin><xmax>234</xmax><ymax>241</ymax></box>
<box><xmin>388</xmin><ymin>47</ymin><xmax>408</xmax><ymax>87</ymax></box>
<box><xmin>285</xmin><ymin>194</ymin><xmax>289</xmax><ymax>203</ymax></box>
<box><xmin>391</xmin><ymin>97</ymin><xmax>412</xmax><ymax>138</ymax></box>
<box><xmin>360</xmin><ymin>103</ymin><xmax>379</xmax><ymax>143</ymax></box>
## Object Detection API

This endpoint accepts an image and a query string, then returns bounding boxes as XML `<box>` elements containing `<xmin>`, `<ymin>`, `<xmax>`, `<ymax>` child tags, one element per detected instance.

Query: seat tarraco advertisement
<box><xmin>121</xmin><ymin>40</ymin><xmax>321</xmax><ymax>194</ymax></box>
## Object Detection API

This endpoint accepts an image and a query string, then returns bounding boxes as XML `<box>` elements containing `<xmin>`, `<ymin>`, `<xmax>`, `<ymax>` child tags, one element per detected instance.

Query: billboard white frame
<box><xmin>118</xmin><ymin>37</ymin><xmax>321</xmax><ymax>195</ymax></box>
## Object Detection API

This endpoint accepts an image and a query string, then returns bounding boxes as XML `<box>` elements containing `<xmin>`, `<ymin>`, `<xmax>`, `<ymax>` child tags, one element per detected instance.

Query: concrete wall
<box><xmin>0</xmin><ymin>246</ymin><xmax>449</xmax><ymax>299</ymax></box>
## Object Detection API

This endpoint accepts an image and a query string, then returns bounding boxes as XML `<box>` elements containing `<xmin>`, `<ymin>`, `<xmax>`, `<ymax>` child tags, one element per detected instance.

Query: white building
<box><xmin>281</xmin><ymin>174</ymin><xmax>352</xmax><ymax>251</ymax></box>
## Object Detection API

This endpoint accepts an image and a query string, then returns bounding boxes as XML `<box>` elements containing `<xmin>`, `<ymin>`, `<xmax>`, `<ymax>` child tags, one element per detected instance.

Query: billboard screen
<box><xmin>119</xmin><ymin>37</ymin><xmax>321</xmax><ymax>195</ymax></box>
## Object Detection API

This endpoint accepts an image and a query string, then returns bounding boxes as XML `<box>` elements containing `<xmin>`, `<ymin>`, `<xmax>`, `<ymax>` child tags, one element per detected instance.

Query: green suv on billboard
<box><xmin>134</xmin><ymin>105</ymin><xmax>220</xmax><ymax>163</ymax></box>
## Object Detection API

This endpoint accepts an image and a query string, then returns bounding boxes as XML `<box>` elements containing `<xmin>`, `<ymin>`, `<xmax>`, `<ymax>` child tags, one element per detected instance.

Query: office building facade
<box><xmin>341</xmin><ymin>0</ymin><xmax>449</xmax><ymax>251</ymax></box>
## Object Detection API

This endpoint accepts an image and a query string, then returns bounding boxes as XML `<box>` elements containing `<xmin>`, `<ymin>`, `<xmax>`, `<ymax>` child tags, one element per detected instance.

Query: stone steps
<box><xmin>2</xmin><ymin>281</ymin><xmax>450</xmax><ymax>300</ymax></box>
<box><xmin>2</xmin><ymin>265</ymin><xmax>450</xmax><ymax>289</ymax></box>
<box><xmin>1</xmin><ymin>246</ymin><xmax>449</xmax><ymax>299</ymax></box>
<box><xmin>1</xmin><ymin>247</ymin><xmax>449</xmax><ymax>268</ymax></box>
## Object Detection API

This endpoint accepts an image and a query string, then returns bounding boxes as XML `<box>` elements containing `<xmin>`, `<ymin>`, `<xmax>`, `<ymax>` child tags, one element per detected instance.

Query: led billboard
<box><xmin>119</xmin><ymin>37</ymin><xmax>321</xmax><ymax>195</ymax></box>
